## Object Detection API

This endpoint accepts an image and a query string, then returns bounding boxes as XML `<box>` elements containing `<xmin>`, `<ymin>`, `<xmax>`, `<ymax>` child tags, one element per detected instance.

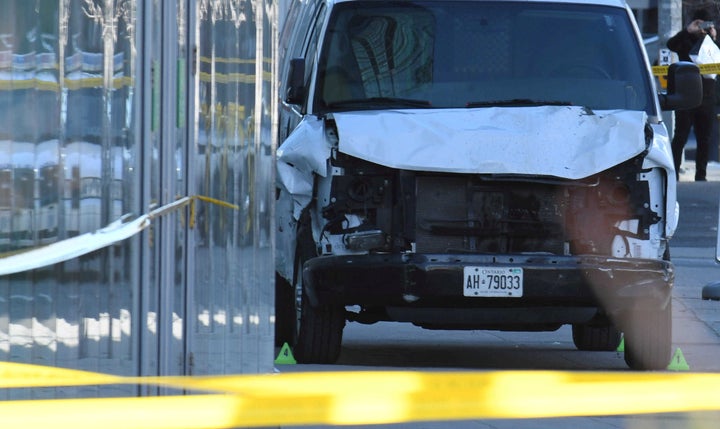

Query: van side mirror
<box><xmin>285</xmin><ymin>58</ymin><xmax>306</xmax><ymax>105</ymax></box>
<box><xmin>660</xmin><ymin>62</ymin><xmax>702</xmax><ymax>111</ymax></box>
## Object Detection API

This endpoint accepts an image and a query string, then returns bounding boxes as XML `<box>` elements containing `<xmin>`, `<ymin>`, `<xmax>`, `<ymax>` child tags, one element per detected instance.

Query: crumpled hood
<box><xmin>333</xmin><ymin>106</ymin><xmax>649</xmax><ymax>180</ymax></box>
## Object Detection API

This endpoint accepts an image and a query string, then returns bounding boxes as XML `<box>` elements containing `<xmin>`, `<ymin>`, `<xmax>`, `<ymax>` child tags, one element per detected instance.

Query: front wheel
<box><xmin>291</xmin><ymin>217</ymin><xmax>345</xmax><ymax>364</ymax></box>
<box><xmin>622</xmin><ymin>301</ymin><xmax>672</xmax><ymax>370</ymax></box>
<box><xmin>293</xmin><ymin>282</ymin><xmax>345</xmax><ymax>364</ymax></box>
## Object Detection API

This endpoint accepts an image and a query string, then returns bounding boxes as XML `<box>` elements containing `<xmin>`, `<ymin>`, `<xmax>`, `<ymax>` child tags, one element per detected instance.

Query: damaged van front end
<box><xmin>274</xmin><ymin>0</ymin><xmax>701</xmax><ymax>370</ymax></box>
<box><xmin>277</xmin><ymin>105</ymin><xmax>675</xmax><ymax>369</ymax></box>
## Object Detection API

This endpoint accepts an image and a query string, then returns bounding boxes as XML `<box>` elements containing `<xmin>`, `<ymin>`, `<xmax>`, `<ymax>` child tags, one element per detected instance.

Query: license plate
<box><xmin>463</xmin><ymin>266</ymin><xmax>523</xmax><ymax>297</ymax></box>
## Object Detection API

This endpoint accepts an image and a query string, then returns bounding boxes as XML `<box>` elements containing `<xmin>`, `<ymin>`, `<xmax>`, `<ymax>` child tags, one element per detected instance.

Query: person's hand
<box><xmin>687</xmin><ymin>19</ymin><xmax>711</xmax><ymax>35</ymax></box>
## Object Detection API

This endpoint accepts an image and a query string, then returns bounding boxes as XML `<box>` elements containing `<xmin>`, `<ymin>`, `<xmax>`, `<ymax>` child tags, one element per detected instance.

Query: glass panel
<box><xmin>0</xmin><ymin>0</ymin><xmax>139</xmax><ymax>398</ymax></box>
<box><xmin>191</xmin><ymin>0</ymin><xmax>275</xmax><ymax>375</ymax></box>
<box><xmin>0</xmin><ymin>0</ymin><xmax>276</xmax><ymax>399</ymax></box>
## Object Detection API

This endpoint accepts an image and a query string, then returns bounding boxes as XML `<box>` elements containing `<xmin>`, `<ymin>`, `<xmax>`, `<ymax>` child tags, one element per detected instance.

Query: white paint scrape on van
<box><xmin>333</xmin><ymin>106</ymin><xmax>648</xmax><ymax>180</ymax></box>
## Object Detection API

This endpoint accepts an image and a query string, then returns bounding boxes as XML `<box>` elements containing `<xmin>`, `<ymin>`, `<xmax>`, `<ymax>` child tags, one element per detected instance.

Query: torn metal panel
<box><xmin>275</xmin><ymin>190</ymin><xmax>297</xmax><ymax>282</ymax></box>
<box><xmin>333</xmin><ymin>106</ymin><xmax>649</xmax><ymax>180</ymax></box>
<box><xmin>276</xmin><ymin>117</ymin><xmax>331</xmax><ymax>219</ymax></box>
<box><xmin>644</xmin><ymin>123</ymin><xmax>679</xmax><ymax>238</ymax></box>
<box><xmin>276</xmin><ymin>117</ymin><xmax>332</xmax><ymax>281</ymax></box>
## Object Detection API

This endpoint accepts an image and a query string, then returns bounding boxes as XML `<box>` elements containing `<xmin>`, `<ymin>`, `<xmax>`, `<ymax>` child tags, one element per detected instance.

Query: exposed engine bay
<box><xmin>307</xmin><ymin>118</ymin><xmax>668</xmax><ymax>263</ymax></box>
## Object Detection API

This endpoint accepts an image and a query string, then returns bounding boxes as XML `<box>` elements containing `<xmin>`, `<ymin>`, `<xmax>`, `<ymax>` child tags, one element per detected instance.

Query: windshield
<box><xmin>313</xmin><ymin>1</ymin><xmax>654</xmax><ymax>114</ymax></box>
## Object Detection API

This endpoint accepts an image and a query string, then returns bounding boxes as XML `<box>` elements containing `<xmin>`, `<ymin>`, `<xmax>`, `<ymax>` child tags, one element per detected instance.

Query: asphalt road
<box><xmin>670</xmin><ymin>181</ymin><xmax>719</xmax><ymax>249</ymax></box>
<box><xmin>275</xmin><ymin>179</ymin><xmax>720</xmax><ymax>429</ymax></box>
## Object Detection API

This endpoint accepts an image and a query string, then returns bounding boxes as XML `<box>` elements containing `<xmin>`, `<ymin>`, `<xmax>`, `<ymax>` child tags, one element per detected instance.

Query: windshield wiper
<box><xmin>326</xmin><ymin>97</ymin><xmax>432</xmax><ymax>109</ymax></box>
<box><xmin>466</xmin><ymin>99</ymin><xmax>573</xmax><ymax>108</ymax></box>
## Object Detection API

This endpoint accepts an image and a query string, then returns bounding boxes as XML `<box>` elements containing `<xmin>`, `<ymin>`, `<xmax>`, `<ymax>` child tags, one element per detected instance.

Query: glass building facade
<box><xmin>0</xmin><ymin>0</ymin><xmax>277</xmax><ymax>398</ymax></box>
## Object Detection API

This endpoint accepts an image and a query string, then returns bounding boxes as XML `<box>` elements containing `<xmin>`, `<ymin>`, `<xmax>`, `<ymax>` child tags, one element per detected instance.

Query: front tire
<box><xmin>622</xmin><ymin>301</ymin><xmax>672</xmax><ymax>370</ymax></box>
<box><xmin>291</xmin><ymin>212</ymin><xmax>345</xmax><ymax>364</ymax></box>
<box><xmin>293</xmin><ymin>283</ymin><xmax>345</xmax><ymax>364</ymax></box>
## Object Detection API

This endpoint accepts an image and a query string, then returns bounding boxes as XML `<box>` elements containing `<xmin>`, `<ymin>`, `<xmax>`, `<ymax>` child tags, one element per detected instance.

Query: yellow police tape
<box><xmin>652</xmin><ymin>62</ymin><xmax>720</xmax><ymax>76</ymax></box>
<box><xmin>1</xmin><ymin>361</ymin><xmax>720</xmax><ymax>428</ymax></box>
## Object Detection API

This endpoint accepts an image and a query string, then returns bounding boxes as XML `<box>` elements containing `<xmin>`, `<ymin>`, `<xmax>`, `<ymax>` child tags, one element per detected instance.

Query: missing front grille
<box><xmin>414</xmin><ymin>176</ymin><xmax>565</xmax><ymax>254</ymax></box>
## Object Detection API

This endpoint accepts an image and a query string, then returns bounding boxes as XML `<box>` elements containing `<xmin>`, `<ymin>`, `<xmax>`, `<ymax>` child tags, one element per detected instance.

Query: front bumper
<box><xmin>302</xmin><ymin>253</ymin><xmax>673</xmax><ymax>325</ymax></box>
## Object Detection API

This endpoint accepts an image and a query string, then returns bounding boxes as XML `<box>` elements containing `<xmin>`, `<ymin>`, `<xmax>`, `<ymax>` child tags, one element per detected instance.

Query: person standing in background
<box><xmin>667</xmin><ymin>7</ymin><xmax>719</xmax><ymax>181</ymax></box>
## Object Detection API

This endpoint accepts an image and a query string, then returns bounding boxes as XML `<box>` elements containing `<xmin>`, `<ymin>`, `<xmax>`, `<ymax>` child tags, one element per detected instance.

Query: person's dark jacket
<box><xmin>667</xmin><ymin>29</ymin><xmax>717</xmax><ymax>102</ymax></box>
<box><xmin>667</xmin><ymin>28</ymin><xmax>705</xmax><ymax>61</ymax></box>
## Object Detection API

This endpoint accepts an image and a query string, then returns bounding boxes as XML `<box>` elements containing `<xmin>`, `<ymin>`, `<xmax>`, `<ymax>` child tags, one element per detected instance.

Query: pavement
<box><xmin>677</xmin><ymin>158</ymin><xmax>720</xmax><ymax>182</ymax></box>
<box><xmin>672</xmin><ymin>151</ymin><xmax>720</xmax><ymax>370</ymax></box>
<box><xmin>677</xmin><ymin>129</ymin><xmax>720</xmax><ymax>182</ymax></box>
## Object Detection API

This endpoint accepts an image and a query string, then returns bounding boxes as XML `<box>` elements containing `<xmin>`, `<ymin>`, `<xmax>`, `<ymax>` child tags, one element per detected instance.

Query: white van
<box><xmin>275</xmin><ymin>0</ymin><xmax>701</xmax><ymax>370</ymax></box>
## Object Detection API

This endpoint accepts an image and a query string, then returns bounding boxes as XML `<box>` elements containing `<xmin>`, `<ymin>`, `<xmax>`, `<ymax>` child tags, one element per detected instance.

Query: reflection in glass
<box><xmin>0</xmin><ymin>0</ymin><xmax>137</xmax><ymax>398</ymax></box>
<box><xmin>192</xmin><ymin>0</ymin><xmax>275</xmax><ymax>375</ymax></box>
<box><xmin>0</xmin><ymin>0</ymin><xmax>276</xmax><ymax>398</ymax></box>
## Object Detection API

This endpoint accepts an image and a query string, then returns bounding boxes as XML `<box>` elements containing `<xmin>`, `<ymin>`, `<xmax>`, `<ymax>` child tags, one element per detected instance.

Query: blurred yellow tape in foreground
<box><xmin>2</xmin><ymin>362</ymin><xmax>720</xmax><ymax>428</ymax></box>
